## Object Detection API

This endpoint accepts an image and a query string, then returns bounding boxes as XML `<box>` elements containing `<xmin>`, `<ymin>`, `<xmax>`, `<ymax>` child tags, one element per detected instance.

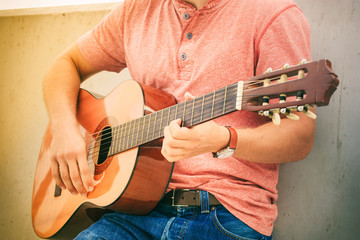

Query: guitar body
<box><xmin>32</xmin><ymin>80</ymin><xmax>176</xmax><ymax>239</ymax></box>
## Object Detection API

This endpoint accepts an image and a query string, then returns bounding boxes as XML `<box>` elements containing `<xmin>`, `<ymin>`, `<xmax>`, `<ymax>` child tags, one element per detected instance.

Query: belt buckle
<box><xmin>171</xmin><ymin>189</ymin><xmax>190</xmax><ymax>207</ymax></box>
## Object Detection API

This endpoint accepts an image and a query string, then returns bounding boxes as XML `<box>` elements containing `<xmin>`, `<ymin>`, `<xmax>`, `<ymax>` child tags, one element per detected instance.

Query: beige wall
<box><xmin>0</xmin><ymin>1</ymin><xmax>359</xmax><ymax>239</ymax></box>
<box><xmin>0</xmin><ymin>9</ymin><xmax>131</xmax><ymax>239</ymax></box>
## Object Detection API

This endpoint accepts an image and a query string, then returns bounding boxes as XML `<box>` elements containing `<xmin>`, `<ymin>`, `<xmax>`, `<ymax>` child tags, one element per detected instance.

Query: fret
<box><xmin>175</xmin><ymin>104</ymin><xmax>179</xmax><ymax>121</ymax></box>
<box><xmin>159</xmin><ymin>109</ymin><xmax>164</xmax><ymax>138</ymax></box>
<box><xmin>129</xmin><ymin>120</ymin><xmax>134</xmax><ymax>149</ymax></box>
<box><xmin>200</xmin><ymin>95</ymin><xmax>205</xmax><ymax>122</ymax></box>
<box><xmin>213</xmin><ymin>87</ymin><xmax>225</xmax><ymax>117</ymax></box>
<box><xmin>160</xmin><ymin>108</ymin><xmax>168</xmax><ymax>138</ymax></box>
<box><xmin>190</xmin><ymin>98</ymin><xmax>195</xmax><ymax>126</ymax></box>
<box><xmin>141</xmin><ymin>115</ymin><xmax>146</xmax><ymax>145</ymax></box>
<box><xmin>127</xmin><ymin>121</ymin><xmax>132</xmax><ymax>149</ymax></box>
<box><xmin>223</xmin><ymin>86</ymin><xmax>228</xmax><ymax>114</ymax></box>
<box><xmin>202</xmin><ymin>92</ymin><xmax>213</xmax><ymax>122</ymax></box>
<box><xmin>111</xmin><ymin>126</ymin><xmax>116</xmax><ymax>155</ymax></box>
<box><xmin>112</xmin><ymin>125</ymin><xmax>119</xmax><ymax>155</ymax></box>
<box><xmin>190</xmin><ymin>97</ymin><xmax>202</xmax><ymax>126</ymax></box>
<box><xmin>120</xmin><ymin>122</ymin><xmax>125</xmax><ymax>152</ymax></box>
<box><xmin>211</xmin><ymin>91</ymin><xmax>216</xmax><ymax>118</ymax></box>
<box><xmin>108</xmin><ymin>127</ymin><xmax>113</xmax><ymax>156</ymax></box>
<box><xmin>182</xmin><ymin>101</ymin><xmax>187</xmax><ymax>127</ymax></box>
<box><xmin>149</xmin><ymin>113</ymin><xmax>156</xmax><ymax>142</ymax></box>
<box><xmin>126</xmin><ymin>121</ymin><xmax>131</xmax><ymax>150</ymax></box>
<box><xmin>131</xmin><ymin>120</ymin><xmax>135</xmax><ymax>149</ymax></box>
<box><xmin>116</xmin><ymin>125</ymin><xmax>121</xmax><ymax>153</ymax></box>
<box><xmin>119</xmin><ymin>124</ymin><xmax>124</xmax><ymax>153</ymax></box>
<box><xmin>136</xmin><ymin>117</ymin><xmax>141</xmax><ymax>146</ymax></box>
<box><xmin>152</xmin><ymin>112</ymin><xmax>157</xmax><ymax>140</ymax></box>
<box><xmin>171</xmin><ymin>104</ymin><xmax>177</xmax><ymax>122</ymax></box>
<box><xmin>167</xmin><ymin>106</ymin><xmax>171</xmax><ymax>126</ymax></box>
<box><xmin>132</xmin><ymin>119</ymin><xmax>138</xmax><ymax>148</ymax></box>
<box><xmin>146</xmin><ymin>114</ymin><xmax>151</xmax><ymax>142</ymax></box>
<box><xmin>108</xmin><ymin>127</ymin><xmax>114</xmax><ymax>156</ymax></box>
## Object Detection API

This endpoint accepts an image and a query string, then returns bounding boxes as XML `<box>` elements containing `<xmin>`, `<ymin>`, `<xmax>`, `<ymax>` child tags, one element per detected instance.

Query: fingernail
<box><xmin>89</xmin><ymin>186</ymin><xmax>94</xmax><ymax>192</ymax></box>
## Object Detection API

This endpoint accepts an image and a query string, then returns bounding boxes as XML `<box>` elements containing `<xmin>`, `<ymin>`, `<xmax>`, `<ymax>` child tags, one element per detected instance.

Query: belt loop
<box><xmin>200</xmin><ymin>190</ymin><xmax>210</xmax><ymax>214</ymax></box>
<box><xmin>171</xmin><ymin>189</ymin><xmax>176</xmax><ymax>206</ymax></box>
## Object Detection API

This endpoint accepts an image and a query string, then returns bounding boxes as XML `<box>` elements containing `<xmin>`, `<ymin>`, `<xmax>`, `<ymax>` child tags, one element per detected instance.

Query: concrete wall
<box><xmin>0</xmin><ymin>0</ymin><xmax>359</xmax><ymax>239</ymax></box>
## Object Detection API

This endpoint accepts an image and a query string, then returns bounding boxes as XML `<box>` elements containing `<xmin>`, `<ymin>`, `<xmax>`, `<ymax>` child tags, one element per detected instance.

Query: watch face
<box><xmin>217</xmin><ymin>149</ymin><xmax>235</xmax><ymax>159</ymax></box>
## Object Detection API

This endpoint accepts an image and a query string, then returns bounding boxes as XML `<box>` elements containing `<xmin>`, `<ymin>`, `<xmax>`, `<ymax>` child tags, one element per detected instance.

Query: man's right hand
<box><xmin>49</xmin><ymin>124</ymin><xmax>94</xmax><ymax>197</ymax></box>
<box><xmin>43</xmin><ymin>43</ymin><xmax>100</xmax><ymax>197</ymax></box>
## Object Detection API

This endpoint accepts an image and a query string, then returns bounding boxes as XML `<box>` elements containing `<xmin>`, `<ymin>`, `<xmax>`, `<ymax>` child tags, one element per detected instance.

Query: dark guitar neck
<box><xmin>108</xmin><ymin>82</ymin><xmax>240</xmax><ymax>156</ymax></box>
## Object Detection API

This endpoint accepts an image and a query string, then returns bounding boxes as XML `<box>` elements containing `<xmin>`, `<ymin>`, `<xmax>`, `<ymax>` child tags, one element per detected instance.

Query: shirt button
<box><xmin>186</xmin><ymin>32</ymin><xmax>193</xmax><ymax>40</ymax></box>
<box><xmin>183</xmin><ymin>13</ymin><xmax>190</xmax><ymax>20</ymax></box>
<box><xmin>181</xmin><ymin>53</ymin><xmax>187</xmax><ymax>61</ymax></box>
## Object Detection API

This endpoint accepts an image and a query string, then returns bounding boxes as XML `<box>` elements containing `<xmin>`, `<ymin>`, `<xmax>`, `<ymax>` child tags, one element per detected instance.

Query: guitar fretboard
<box><xmin>108</xmin><ymin>82</ymin><xmax>240</xmax><ymax>155</ymax></box>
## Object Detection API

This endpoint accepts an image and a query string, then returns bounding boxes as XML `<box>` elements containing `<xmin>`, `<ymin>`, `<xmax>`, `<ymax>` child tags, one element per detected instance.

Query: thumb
<box><xmin>184</xmin><ymin>92</ymin><xmax>195</xmax><ymax>101</ymax></box>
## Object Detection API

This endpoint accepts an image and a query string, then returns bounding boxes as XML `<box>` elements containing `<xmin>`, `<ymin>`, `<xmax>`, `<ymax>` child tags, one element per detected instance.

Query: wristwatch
<box><xmin>212</xmin><ymin>126</ymin><xmax>238</xmax><ymax>159</ymax></box>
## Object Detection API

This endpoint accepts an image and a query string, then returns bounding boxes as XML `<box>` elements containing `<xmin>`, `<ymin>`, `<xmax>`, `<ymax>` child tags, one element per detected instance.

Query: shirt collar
<box><xmin>172</xmin><ymin>0</ymin><xmax>231</xmax><ymax>13</ymax></box>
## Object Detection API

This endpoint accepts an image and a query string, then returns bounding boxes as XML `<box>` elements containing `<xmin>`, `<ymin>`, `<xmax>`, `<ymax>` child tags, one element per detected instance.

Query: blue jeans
<box><xmin>75</xmin><ymin>192</ymin><xmax>272</xmax><ymax>240</ymax></box>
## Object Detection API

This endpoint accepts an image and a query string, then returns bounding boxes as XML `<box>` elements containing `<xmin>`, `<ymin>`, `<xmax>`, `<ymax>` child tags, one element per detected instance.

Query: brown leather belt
<box><xmin>161</xmin><ymin>189</ymin><xmax>221</xmax><ymax>207</ymax></box>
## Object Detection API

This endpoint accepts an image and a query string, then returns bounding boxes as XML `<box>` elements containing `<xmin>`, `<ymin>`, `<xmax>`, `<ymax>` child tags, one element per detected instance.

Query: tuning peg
<box><xmin>265</xmin><ymin>67</ymin><xmax>273</xmax><ymax>73</ymax></box>
<box><xmin>304</xmin><ymin>109</ymin><xmax>317</xmax><ymax>119</ymax></box>
<box><xmin>298</xmin><ymin>105</ymin><xmax>317</xmax><ymax>119</ymax></box>
<box><xmin>281</xmin><ymin>108</ymin><xmax>300</xmax><ymax>120</ymax></box>
<box><xmin>282</xmin><ymin>63</ymin><xmax>290</xmax><ymax>69</ymax></box>
<box><xmin>272</xmin><ymin>112</ymin><xmax>281</xmax><ymax>125</ymax></box>
<box><xmin>299</xmin><ymin>59</ymin><xmax>307</xmax><ymax>64</ymax></box>
<box><xmin>260</xmin><ymin>109</ymin><xmax>281</xmax><ymax>125</ymax></box>
<box><xmin>286</xmin><ymin>113</ymin><xmax>300</xmax><ymax>120</ymax></box>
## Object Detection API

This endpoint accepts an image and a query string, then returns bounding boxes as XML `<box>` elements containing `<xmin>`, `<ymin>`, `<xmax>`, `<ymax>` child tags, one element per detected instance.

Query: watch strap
<box><xmin>212</xmin><ymin>126</ymin><xmax>238</xmax><ymax>158</ymax></box>
<box><xmin>225</xmin><ymin>126</ymin><xmax>238</xmax><ymax>150</ymax></box>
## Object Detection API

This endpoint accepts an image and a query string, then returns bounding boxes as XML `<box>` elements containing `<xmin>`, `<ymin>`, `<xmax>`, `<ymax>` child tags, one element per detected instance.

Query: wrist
<box><xmin>213</xmin><ymin>126</ymin><xmax>238</xmax><ymax>159</ymax></box>
<box><xmin>214</xmin><ymin>125</ymin><xmax>231</xmax><ymax>152</ymax></box>
<box><xmin>50</xmin><ymin>115</ymin><xmax>79</xmax><ymax>134</ymax></box>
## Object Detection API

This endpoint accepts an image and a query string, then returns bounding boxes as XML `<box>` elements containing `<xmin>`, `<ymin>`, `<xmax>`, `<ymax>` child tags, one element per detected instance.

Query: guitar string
<box><xmin>86</xmin><ymin>78</ymin><xmax>303</xmax><ymax>158</ymax></box>
<box><xmin>83</xmin><ymin>74</ymin><xmax>285</xmax><ymax>142</ymax></box>
<box><xmin>89</xmin><ymin>91</ymin><xmax>305</xmax><ymax>160</ymax></box>
<box><xmin>86</xmin><ymin>91</ymin><xmax>239</xmax><ymax>156</ymax></box>
<box><xmin>85</xmin><ymin>85</ymin><xmax>242</xmax><ymax>147</ymax></box>
<box><xmin>84</xmin><ymin>67</ymin><xmax>306</xmax><ymax>144</ymax></box>
<box><xmin>83</xmin><ymin>76</ymin><xmax>279</xmax><ymax>142</ymax></box>
<box><xmin>85</xmin><ymin>75</ymin><xmax>290</xmax><ymax>146</ymax></box>
<box><xmin>89</xmin><ymin>89</ymin><xmax>301</xmax><ymax>159</ymax></box>
<box><xmin>85</xmin><ymin>74</ymin><xmax>303</xmax><ymax>157</ymax></box>
<box><xmin>88</xmin><ymin>102</ymin><xmax>260</xmax><ymax>160</ymax></box>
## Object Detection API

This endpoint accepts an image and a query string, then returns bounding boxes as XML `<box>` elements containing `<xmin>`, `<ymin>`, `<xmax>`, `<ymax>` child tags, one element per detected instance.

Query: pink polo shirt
<box><xmin>78</xmin><ymin>0</ymin><xmax>311</xmax><ymax>235</ymax></box>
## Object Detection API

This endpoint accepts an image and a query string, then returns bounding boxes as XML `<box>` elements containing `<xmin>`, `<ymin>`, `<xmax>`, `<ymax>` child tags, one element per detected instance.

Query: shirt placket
<box><xmin>177</xmin><ymin>9</ymin><xmax>197</xmax><ymax>81</ymax></box>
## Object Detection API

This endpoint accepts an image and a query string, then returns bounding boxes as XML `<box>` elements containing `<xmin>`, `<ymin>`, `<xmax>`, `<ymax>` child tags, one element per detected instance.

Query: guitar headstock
<box><xmin>237</xmin><ymin>59</ymin><xmax>339</xmax><ymax>125</ymax></box>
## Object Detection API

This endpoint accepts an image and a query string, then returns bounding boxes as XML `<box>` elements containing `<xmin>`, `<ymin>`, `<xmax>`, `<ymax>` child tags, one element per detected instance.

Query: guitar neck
<box><xmin>108</xmin><ymin>82</ymin><xmax>241</xmax><ymax>155</ymax></box>
<box><xmin>107</xmin><ymin>59</ymin><xmax>339</xmax><ymax>156</ymax></box>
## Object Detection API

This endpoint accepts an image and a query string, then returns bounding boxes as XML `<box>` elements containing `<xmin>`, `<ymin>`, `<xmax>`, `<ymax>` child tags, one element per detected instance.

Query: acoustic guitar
<box><xmin>32</xmin><ymin>59</ymin><xmax>339</xmax><ymax>239</ymax></box>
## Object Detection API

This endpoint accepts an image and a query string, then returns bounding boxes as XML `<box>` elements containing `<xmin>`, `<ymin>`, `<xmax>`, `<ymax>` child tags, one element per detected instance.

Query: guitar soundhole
<box><xmin>97</xmin><ymin>126</ymin><xmax>112</xmax><ymax>165</ymax></box>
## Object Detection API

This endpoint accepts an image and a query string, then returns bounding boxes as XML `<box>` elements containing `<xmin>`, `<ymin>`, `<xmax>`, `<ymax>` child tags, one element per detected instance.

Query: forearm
<box><xmin>43</xmin><ymin>56</ymin><xmax>82</xmax><ymax>130</ymax></box>
<box><xmin>43</xmin><ymin>44</ymin><xmax>98</xmax><ymax>131</ymax></box>
<box><xmin>233</xmin><ymin>113</ymin><xmax>316</xmax><ymax>164</ymax></box>
<box><xmin>43</xmin><ymin>44</ymin><xmax>99</xmax><ymax>195</ymax></box>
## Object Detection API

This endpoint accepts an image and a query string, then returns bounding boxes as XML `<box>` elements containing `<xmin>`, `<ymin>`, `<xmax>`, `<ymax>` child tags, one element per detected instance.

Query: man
<box><xmin>43</xmin><ymin>0</ymin><xmax>315</xmax><ymax>239</ymax></box>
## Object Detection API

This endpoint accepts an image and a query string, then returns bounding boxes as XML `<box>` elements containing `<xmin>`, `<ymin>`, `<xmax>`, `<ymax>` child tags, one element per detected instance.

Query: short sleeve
<box><xmin>255</xmin><ymin>6</ymin><xmax>311</xmax><ymax>74</ymax></box>
<box><xmin>77</xmin><ymin>2</ymin><xmax>127</xmax><ymax>73</ymax></box>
